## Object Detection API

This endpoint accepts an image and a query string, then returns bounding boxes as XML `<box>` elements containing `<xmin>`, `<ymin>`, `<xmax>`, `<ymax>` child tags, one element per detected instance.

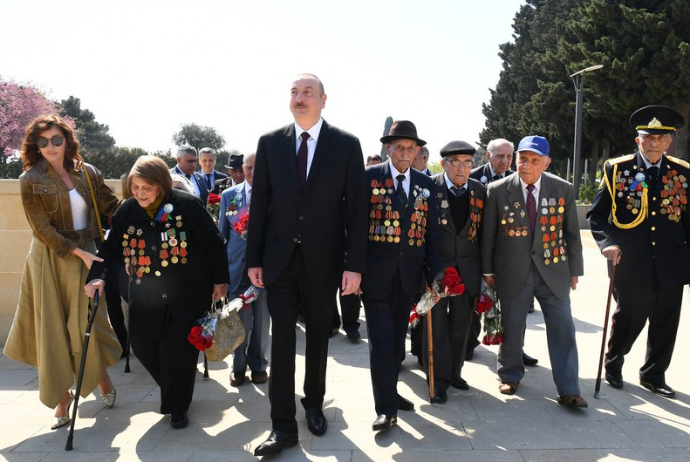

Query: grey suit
<box><xmin>481</xmin><ymin>172</ymin><xmax>583</xmax><ymax>395</ymax></box>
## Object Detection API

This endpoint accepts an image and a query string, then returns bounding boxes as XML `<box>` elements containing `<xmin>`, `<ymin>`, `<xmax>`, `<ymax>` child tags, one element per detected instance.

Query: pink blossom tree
<box><xmin>0</xmin><ymin>77</ymin><xmax>60</xmax><ymax>160</ymax></box>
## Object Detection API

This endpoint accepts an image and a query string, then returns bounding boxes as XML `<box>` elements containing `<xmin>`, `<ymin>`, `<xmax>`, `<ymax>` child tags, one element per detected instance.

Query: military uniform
<box><xmin>588</xmin><ymin>151</ymin><xmax>690</xmax><ymax>387</ymax></box>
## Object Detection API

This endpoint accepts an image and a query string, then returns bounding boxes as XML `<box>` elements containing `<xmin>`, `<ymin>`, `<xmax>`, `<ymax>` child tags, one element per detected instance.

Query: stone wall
<box><xmin>0</xmin><ymin>179</ymin><xmax>123</xmax><ymax>346</ymax></box>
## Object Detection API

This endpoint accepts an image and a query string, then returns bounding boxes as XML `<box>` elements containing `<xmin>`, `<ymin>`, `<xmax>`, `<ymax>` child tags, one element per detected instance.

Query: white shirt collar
<box><xmin>519</xmin><ymin>175</ymin><xmax>543</xmax><ymax>197</ymax></box>
<box><xmin>444</xmin><ymin>172</ymin><xmax>467</xmax><ymax>191</ymax></box>
<box><xmin>294</xmin><ymin>117</ymin><xmax>323</xmax><ymax>145</ymax></box>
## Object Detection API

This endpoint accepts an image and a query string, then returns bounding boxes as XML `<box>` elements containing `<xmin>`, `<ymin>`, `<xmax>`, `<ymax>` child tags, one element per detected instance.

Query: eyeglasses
<box><xmin>445</xmin><ymin>159</ymin><xmax>473</xmax><ymax>169</ymax></box>
<box><xmin>36</xmin><ymin>135</ymin><xmax>65</xmax><ymax>149</ymax></box>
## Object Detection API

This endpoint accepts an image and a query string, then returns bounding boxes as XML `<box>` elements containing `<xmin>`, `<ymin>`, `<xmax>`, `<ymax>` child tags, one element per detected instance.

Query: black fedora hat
<box><xmin>380</xmin><ymin>120</ymin><xmax>426</xmax><ymax>146</ymax></box>
<box><xmin>225</xmin><ymin>153</ymin><xmax>244</xmax><ymax>169</ymax></box>
<box><xmin>629</xmin><ymin>105</ymin><xmax>685</xmax><ymax>135</ymax></box>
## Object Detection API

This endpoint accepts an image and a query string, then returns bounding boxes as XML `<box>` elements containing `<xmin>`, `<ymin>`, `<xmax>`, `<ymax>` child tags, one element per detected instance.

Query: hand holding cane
<box><xmin>594</xmin><ymin>263</ymin><xmax>616</xmax><ymax>399</ymax></box>
<box><xmin>66</xmin><ymin>291</ymin><xmax>100</xmax><ymax>451</ymax></box>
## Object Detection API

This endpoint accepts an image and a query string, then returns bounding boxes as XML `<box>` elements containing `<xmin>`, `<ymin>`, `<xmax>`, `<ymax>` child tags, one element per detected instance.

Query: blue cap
<box><xmin>517</xmin><ymin>135</ymin><xmax>549</xmax><ymax>156</ymax></box>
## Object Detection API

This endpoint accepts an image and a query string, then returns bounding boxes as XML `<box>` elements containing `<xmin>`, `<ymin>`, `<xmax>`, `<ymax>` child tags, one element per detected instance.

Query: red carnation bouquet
<box><xmin>410</xmin><ymin>267</ymin><xmax>466</xmax><ymax>326</ymax></box>
<box><xmin>233</xmin><ymin>212</ymin><xmax>250</xmax><ymax>240</ymax></box>
<box><xmin>477</xmin><ymin>282</ymin><xmax>503</xmax><ymax>345</ymax></box>
<box><xmin>206</xmin><ymin>192</ymin><xmax>222</xmax><ymax>222</ymax></box>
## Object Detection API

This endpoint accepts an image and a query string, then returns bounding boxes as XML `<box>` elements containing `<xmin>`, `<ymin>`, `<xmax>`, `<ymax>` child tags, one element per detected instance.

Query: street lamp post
<box><xmin>570</xmin><ymin>64</ymin><xmax>603</xmax><ymax>199</ymax></box>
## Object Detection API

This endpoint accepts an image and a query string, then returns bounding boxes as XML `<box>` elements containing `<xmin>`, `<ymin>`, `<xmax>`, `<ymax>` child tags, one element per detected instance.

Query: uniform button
<box><xmin>162</xmin><ymin>293</ymin><xmax>168</xmax><ymax>299</ymax></box>
<box><xmin>652</xmin><ymin>197</ymin><xmax>657</xmax><ymax>201</ymax></box>
<box><xmin>651</xmin><ymin>227</ymin><xmax>656</xmax><ymax>231</ymax></box>
<box><xmin>299</xmin><ymin>215</ymin><xmax>305</xmax><ymax>220</ymax></box>
<box><xmin>651</xmin><ymin>212</ymin><xmax>656</xmax><ymax>216</ymax></box>
<box><xmin>293</xmin><ymin>238</ymin><xmax>299</xmax><ymax>242</ymax></box>
<box><xmin>150</xmin><ymin>221</ymin><xmax>155</xmax><ymax>226</ymax></box>
<box><xmin>151</xmin><ymin>245</ymin><xmax>157</xmax><ymax>251</ymax></box>
<box><xmin>652</xmin><ymin>242</ymin><xmax>656</xmax><ymax>246</ymax></box>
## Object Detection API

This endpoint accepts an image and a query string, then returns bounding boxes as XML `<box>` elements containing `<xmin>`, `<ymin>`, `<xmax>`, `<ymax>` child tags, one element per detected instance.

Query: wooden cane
<box><xmin>594</xmin><ymin>264</ymin><xmax>616</xmax><ymax>399</ymax></box>
<box><xmin>426</xmin><ymin>301</ymin><xmax>435</xmax><ymax>401</ymax></box>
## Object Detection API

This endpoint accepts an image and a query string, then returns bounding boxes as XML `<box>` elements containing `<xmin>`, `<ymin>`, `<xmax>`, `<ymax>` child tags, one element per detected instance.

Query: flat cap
<box><xmin>440</xmin><ymin>140</ymin><xmax>476</xmax><ymax>157</ymax></box>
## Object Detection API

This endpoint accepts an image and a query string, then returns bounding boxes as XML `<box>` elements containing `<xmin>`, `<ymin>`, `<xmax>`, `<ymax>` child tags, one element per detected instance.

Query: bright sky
<box><xmin>0</xmin><ymin>0</ymin><xmax>524</xmax><ymax>162</ymax></box>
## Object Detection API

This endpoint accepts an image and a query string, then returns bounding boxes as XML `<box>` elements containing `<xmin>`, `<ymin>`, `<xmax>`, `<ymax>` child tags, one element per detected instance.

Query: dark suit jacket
<box><xmin>88</xmin><ymin>189</ymin><xmax>229</xmax><ymax>328</ymax></box>
<box><xmin>170</xmin><ymin>166</ymin><xmax>209</xmax><ymax>204</ymax></box>
<box><xmin>361</xmin><ymin>162</ymin><xmax>441</xmax><ymax>296</ymax></box>
<box><xmin>202</xmin><ymin>170</ymin><xmax>228</xmax><ymax>194</ymax></box>
<box><xmin>481</xmin><ymin>172</ymin><xmax>583</xmax><ymax>300</ymax></box>
<box><xmin>431</xmin><ymin>173</ymin><xmax>486</xmax><ymax>297</ymax></box>
<box><xmin>470</xmin><ymin>164</ymin><xmax>514</xmax><ymax>186</ymax></box>
<box><xmin>246</xmin><ymin>120</ymin><xmax>368</xmax><ymax>287</ymax></box>
<box><xmin>588</xmin><ymin>151</ymin><xmax>690</xmax><ymax>287</ymax></box>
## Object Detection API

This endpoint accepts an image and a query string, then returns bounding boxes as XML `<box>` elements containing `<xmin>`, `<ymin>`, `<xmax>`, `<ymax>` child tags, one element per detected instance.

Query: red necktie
<box><xmin>297</xmin><ymin>132</ymin><xmax>309</xmax><ymax>192</ymax></box>
<box><xmin>526</xmin><ymin>184</ymin><xmax>536</xmax><ymax>233</ymax></box>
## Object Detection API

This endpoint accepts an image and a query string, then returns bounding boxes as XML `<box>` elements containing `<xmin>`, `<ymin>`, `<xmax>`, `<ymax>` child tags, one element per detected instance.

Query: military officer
<box><xmin>588</xmin><ymin>105</ymin><xmax>688</xmax><ymax>398</ymax></box>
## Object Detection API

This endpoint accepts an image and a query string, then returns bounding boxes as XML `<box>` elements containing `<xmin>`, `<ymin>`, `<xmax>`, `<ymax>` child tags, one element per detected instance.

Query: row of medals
<box><xmin>617</xmin><ymin>170</ymin><xmax>689</xmax><ymax>220</ymax></box>
<box><xmin>368</xmin><ymin>182</ymin><xmax>428</xmax><ymax>246</ymax></box>
<box><xmin>121</xmin><ymin>217</ymin><xmax>188</xmax><ymax>284</ymax></box>
<box><xmin>500</xmin><ymin>198</ymin><xmax>567</xmax><ymax>265</ymax></box>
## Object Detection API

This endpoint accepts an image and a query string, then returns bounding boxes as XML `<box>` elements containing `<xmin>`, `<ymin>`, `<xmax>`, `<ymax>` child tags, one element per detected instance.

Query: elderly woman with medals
<box><xmin>85</xmin><ymin>156</ymin><xmax>229</xmax><ymax>429</ymax></box>
<box><xmin>5</xmin><ymin>115</ymin><xmax>121</xmax><ymax>430</ymax></box>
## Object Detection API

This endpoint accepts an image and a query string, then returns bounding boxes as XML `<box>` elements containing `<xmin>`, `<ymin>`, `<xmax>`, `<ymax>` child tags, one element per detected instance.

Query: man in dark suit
<box><xmin>213</xmin><ymin>153</ymin><xmax>243</xmax><ymax>195</ymax></box>
<box><xmin>588</xmin><ymin>105</ymin><xmax>688</xmax><ymax>398</ymax></box>
<box><xmin>198</xmin><ymin>147</ymin><xmax>228</xmax><ymax>194</ymax></box>
<box><xmin>246</xmin><ymin>74</ymin><xmax>368</xmax><ymax>456</ymax></box>
<box><xmin>170</xmin><ymin>145</ymin><xmax>208</xmax><ymax>204</ymax></box>
<box><xmin>412</xmin><ymin>145</ymin><xmax>432</xmax><ymax>175</ymax></box>
<box><xmin>424</xmin><ymin>140</ymin><xmax>486</xmax><ymax>403</ymax></box>
<box><xmin>481</xmin><ymin>135</ymin><xmax>587</xmax><ymax>407</ymax></box>
<box><xmin>468</xmin><ymin>138</ymin><xmax>538</xmax><ymax>366</ymax></box>
<box><xmin>361</xmin><ymin>120</ymin><xmax>441</xmax><ymax>431</ymax></box>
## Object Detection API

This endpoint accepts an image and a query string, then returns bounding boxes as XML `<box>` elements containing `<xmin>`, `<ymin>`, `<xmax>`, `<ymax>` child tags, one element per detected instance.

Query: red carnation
<box><xmin>207</xmin><ymin>193</ymin><xmax>221</xmax><ymax>205</ymax></box>
<box><xmin>475</xmin><ymin>294</ymin><xmax>493</xmax><ymax>313</ymax></box>
<box><xmin>439</xmin><ymin>267</ymin><xmax>461</xmax><ymax>288</ymax></box>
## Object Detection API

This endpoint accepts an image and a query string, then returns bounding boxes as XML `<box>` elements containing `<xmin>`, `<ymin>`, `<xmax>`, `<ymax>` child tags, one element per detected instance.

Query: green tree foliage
<box><xmin>58</xmin><ymin>96</ymin><xmax>116</xmax><ymax>156</ymax></box>
<box><xmin>480</xmin><ymin>0</ymin><xmax>579</xmax><ymax>174</ymax></box>
<box><xmin>565</xmin><ymin>0</ymin><xmax>690</xmax><ymax>158</ymax></box>
<box><xmin>172</xmin><ymin>123</ymin><xmax>225</xmax><ymax>152</ymax></box>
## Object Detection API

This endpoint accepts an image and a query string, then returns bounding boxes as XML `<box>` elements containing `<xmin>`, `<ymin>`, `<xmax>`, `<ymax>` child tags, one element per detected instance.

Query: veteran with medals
<box><xmin>362</xmin><ymin>121</ymin><xmax>441</xmax><ymax>431</ymax></box>
<box><xmin>85</xmin><ymin>156</ymin><xmax>229</xmax><ymax>429</ymax></box>
<box><xmin>481</xmin><ymin>135</ymin><xmax>586</xmax><ymax>407</ymax></box>
<box><xmin>422</xmin><ymin>141</ymin><xmax>486</xmax><ymax>403</ymax></box>
<box><xmin>588</xmin><ymin>105</ymin><xmax>688</xmax><ymax>398</ymax></box>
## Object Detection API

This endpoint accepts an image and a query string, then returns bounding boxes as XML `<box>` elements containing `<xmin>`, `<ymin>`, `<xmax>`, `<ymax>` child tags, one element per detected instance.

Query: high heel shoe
<box><xmin>51</xmin><ymin>391</ymin><xmax>74</xmax><ymax>430</ymax></box>
<box><xmin>100</xmin><ymin>387</ymin><xmax>117</xmax><ymax>408</ymax></box>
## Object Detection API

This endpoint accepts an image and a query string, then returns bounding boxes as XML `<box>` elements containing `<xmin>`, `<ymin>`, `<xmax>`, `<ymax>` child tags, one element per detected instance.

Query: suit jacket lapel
<box><xmin>280</xmin><ymin>124</ymin><xmax>300</xmax><ymax>193</ymax></box>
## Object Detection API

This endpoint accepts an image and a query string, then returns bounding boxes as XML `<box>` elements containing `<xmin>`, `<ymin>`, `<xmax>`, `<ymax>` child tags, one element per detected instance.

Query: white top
<box><xmin>69</xmin><ymin>188</ymin><xmax>88</xmax><ymax>230</ymax></box>
<box><xmin>294</xmin><ymin>117</ymin><xmax>324</xmax><ymax>177</ymax></box>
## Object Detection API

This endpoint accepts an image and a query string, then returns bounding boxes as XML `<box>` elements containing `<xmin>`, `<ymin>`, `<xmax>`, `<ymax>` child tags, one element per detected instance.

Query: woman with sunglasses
<box><xmin>4</xmin><ymin>115</ymin><xmax>121</xmax><ymax>430</ymax></box>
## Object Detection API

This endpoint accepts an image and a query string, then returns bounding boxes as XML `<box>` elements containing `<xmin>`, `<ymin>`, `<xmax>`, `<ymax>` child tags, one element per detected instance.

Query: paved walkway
<box><xmin>2</xmin><ymin>232</ymin><xmax>690</xmax><ymax>461</ymax></box>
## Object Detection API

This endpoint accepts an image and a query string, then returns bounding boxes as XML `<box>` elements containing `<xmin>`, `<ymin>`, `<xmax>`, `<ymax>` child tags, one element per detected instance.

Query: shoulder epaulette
<box><xmin>666</xmin><ymin>155</ymin><xmax>690</xmax><ymax>169</ymax></box>
<box><xmin>606</xmin><ymin>154</ymin><xmax>635</xmax><ymax>166</ymax></box>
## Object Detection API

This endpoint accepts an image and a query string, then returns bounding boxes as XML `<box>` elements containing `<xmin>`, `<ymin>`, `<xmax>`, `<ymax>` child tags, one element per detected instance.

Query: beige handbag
<box><xmin>205</xmin><ymin>300</ymin><xmax>246</xmax><ymax>362</ymax></box>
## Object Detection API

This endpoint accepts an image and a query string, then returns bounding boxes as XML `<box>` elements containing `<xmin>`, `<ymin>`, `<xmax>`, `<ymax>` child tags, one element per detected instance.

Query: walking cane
<box><xmin>594</xmin><ymin>264</ymin><xmax>616</xmax><ymax>399</ymax></box>
<box><xmin>124</xmin><ymin>270</ymin><xmax>132</xmax><ymax>373</ymax></box>
<box><xmin>426</xmin><ymin>305</ymin><xmax>435</xmax><ymax>401</ymax></box>
<box><xmin>66</xmin><ymin>291</ymin><xmax>101</xmax><ymax>451</ymax></box>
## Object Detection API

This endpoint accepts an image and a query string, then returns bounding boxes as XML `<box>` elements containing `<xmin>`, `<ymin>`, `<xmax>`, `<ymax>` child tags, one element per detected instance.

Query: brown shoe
<box><xmin>499</xmin><ymin>382</ymin><xmax>518</xmax><ymax>395</ymax></box>
<box><xmin>251</xmin><ymin>371</ymin><xmax>268</xmax><ymax>384</ymax></box>
<box><xmin>557</xmin><ymin>394</ymin><xmax>588</xmax><ymax>408</ymax></box>
<box><xmin>230</xmin><ymin>373</ymin><xmax>246</xmax><ymax>387</ymax></box>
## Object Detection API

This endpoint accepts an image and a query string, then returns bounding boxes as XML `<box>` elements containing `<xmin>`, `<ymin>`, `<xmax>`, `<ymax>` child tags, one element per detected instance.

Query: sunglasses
<box><xmin>36</xmin><ymin>135</ymin><xmax>65</xmax><ymax>149</ymax></box>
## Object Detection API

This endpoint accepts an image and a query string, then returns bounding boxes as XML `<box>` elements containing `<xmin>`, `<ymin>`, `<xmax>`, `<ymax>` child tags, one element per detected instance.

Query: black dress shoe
<box><xmin>396</xmin><ymin>394</ymin><xmax>414</xmax><ymax>411</ymax></box>
<box><xmin>605</xmin><ymin>372</ymin><xmax>624</xmax><ymax>389</ymax></box>
<box><xmin>254</xmin><ymin>430</ymin><xmax>299</xmax><ymax>456</ymax></box>
<box><xmin>523</xmin><ymin>353</ymin><xmax>538</xmax><ymax>366</ymax></box>
<box><xmin>170</xmin><ymin>412</ymin><xmax>188</xmax><ymax>429</ymax></box>
<box><xmin>372</xmin><ymin>414</ymin><xmax>397</xmax><ymax>431</ymax></box>
<box><xmin>451</xmin><ymin>375</ymin><xmax>469</xmax><ymax>390</ymax></box>
<box><xmin>230</xmin><ymin>373</ymin><xmax>246</xmax><ymax>387</ymax></box>
<box><xmin>346</xmin><ymin>329</ymin><xmax>361</xmax><ymax>341</ymax></box>
<box><xmin>640</xmin><ymin>380</ymin><xmax>676</xmax><ymax>398</ymax></box>
<box><xmin>431</xmin><ymin>389</ymin><xmax>447</xmax><ymax>404</ymax></box>
<box><xmin>305</xmin><ymin>408</ymin><xmax>327</xmax><ymax>436</ymax></box>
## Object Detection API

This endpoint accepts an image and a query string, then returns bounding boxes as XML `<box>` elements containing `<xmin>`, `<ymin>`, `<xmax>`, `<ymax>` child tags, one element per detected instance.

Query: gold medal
<box><xmin>393</xmin><ymin>220</ymin><xmax>399</xmax><ymax>227</ymax></box>
<box><xmin>553</xmin><ymin>257</ymin><xmax>558</xmax><ymax>263</ymax></box>
<box><xmin>161</xmin><ymin>260</ymin><xmax>169</xmax><ymax>267</ymax></box>
<box><xmin>442</xmin><ymin>219</ymin><xmax>448</xmax><ymax>225</ymax></box>
<box><xmin>176</xmin><ymin>221</ymin><xmax>183</xmax><ymax>228</ymax></box>
<box><xmin>501</xmin><ymin>220</ymin><xmax>507</xmax><ymax>225</ymax></box>
<box><xmin>387</xmin><ymin>236</ymin><xmax>393</xmax><ymax>243</ymax></box>
<box><xmin>632</xmin><ymin>208</ymin><xmax>638</xmax><ymax>214</ymax></box>
<box><xmin>409</xmin><ymin>239</ymin><xmax>415</xmax><ymax>245</ymax></box>
<box><xmin>417</xmin><ymin>240</ymin><xmax>422</xmax><ymax>247</ymax></box>
<box><xmin>544</xmin><ymin>259</ymin><xmax>550</xmax><ymax>265</ymax></box>
<box><xmin>543</xmin><ymin>243</ymin><xmax>549</xmax><ymax>250</ymax></box>
<box><xmin>394</xmin><ymin>236</ymin><xmax>400</xmax><ymax>243</ymax></box>
<box><xmin>122</xmin><ymin>240</ymin><xmax>128</xmax><ymax>247</ymax></box>
<box><xmin>181</xmin><ymin>257</ymin><xmax>187</xmax><ymax>264</ymax></box>
<box><xmin>155</xmin><ymin>271</ymin><xmax>161</xmax><ymax>276</ymax></box>
<box><xmin>171</xmin><ymin>256</ymin><xmax>179</xmax><ymax>264</ymax></box>
<box><xmin>558</xmin><ymin>207</ymin><xmax>564</xmax><ymax>213</ymax></box>
<box><xmin>180</xmin><ymin>241</ymin><xmax>187</xmax><ymax>248</ymax></box>
<box><xmin>170</xmin><ymin>238</ymin><xmax>178</xmax><ymax>246</ymax></box>
<box><xmin>384</xmin><ymin>220</ymin><xmax>391</xmax><ymax>226</ymax></box>
<box><xmin>162</xmin><ymin>242</ymin><xmax>168</xmax><ymax>249</ymax></box>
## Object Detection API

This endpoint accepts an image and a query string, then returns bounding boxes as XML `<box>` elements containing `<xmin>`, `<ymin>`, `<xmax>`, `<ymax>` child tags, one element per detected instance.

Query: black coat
<box><xmin>361</xmin><ymin>161</ymin><xmax>441</xmax><ymax>296</ymax></box>
<box><xmin>588</xmin><ymin>151</ymin><xmax>690</xmax><ymax>287</ymax></box>
<box><xmin>469</xmin><ymin>164</ymin><xmax>514</xmax><ymax>186</ymax></box>
<box><xmin>89</xmin><ymin>189</ymin><xmax>229</xmax><ymax>328</ymax></box>
<box><xmin>431</xmin><ymin>173</ymin><xmax>486</xmax><ymax>297</ymax></box>
<box><xmin>246</xmin><ymin>120</ymin><xmax>369</xmax><ymax>287</ymax></box>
